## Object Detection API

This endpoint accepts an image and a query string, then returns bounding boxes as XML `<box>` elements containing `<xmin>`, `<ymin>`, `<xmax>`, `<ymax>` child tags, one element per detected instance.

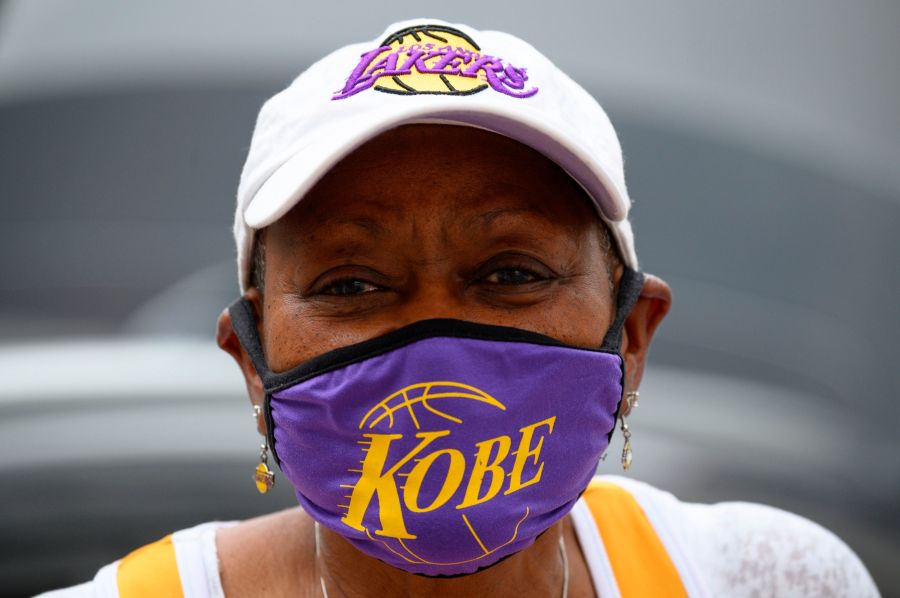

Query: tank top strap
<box><xmin>581</xmin><ymin>479</ymin><xmax>688</xmax><ymax>597</ymax></box>
<box><xmin>115</xmin><ymin>534</ymin><xmax>185</xmax><ymax>598</ymax></box>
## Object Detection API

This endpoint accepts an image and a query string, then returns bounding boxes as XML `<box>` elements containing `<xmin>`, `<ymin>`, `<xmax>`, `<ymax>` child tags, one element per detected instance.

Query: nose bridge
<box><xmin>379</xmin><ymin>207</ymin><xmax>482</xmax><ymax>328</ymax></box>
<box><xmin>396</xmin><ymin>263</ymin><xmax>469</xmax><ymax>326</ymax></box>
<box><xmin>366</xmin><ymin>281</ymin><xmax>469</xmax><ymax>341</ymax></box>
<box><xmin>387</xmin><ymin>213</ymin><xmax>466</xmax><ymax>324</ymax></box>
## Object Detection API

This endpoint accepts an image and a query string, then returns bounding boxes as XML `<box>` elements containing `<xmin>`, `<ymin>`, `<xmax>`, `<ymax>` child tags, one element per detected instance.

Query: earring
<box><xmin>619</xmin><ymin>390</ymin><xmax>638</xmax><ymax>470</ymax></box>
<box><xmin>602</xmin><ymin>390</ymin><xmax>640</xmax><ymax>464</ymax></box>
<box><xmin>252</xmin><ymin>405</ymin><xmax>275</xmax><ymax>494</ymax></box>
<box><xmin>620</xmin><ymin>416</ymin><xmax>633</xmax><ymax>471</ymax></box>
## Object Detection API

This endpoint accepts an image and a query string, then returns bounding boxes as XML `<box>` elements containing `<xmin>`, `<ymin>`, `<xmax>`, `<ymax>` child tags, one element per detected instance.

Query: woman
<box><xmin>44</xmin><ymin>19</ymin><xmax>878</xmax><ymax>597</ymax></box>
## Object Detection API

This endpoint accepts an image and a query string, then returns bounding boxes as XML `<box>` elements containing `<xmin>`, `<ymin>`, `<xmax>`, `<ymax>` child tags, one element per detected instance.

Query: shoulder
<box><xmin>37</xmin><ymin>520</ymin><xmax>238</xmax><ymax>598</ymax></box>
<box><xmin>587</xmin><ymin>476</ymin><xmax>880</xmax><ymax>597</ymax></box>
<box><xmin>675</xmin><ymin>498</ymin><xmax>880</xmax><ymax>597</ymax></box>
<box><xmin>217</xmin><ymin>507</ymin><xmax>315</xmax><ymax>598</ymax></box>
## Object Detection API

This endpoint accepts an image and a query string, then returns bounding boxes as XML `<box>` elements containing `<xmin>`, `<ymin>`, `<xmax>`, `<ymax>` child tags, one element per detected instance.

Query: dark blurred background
<box><xmin>1</xmin><ymin>1</ymin><xmax>898</xmax><ymax>596</ymax></box>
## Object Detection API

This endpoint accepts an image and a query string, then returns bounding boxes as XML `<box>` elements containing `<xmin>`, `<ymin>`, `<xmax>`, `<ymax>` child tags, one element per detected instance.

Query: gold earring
<box><xmin>620</xmin><ymin>415</ymin><xmax>633</xmax><ymax>471</ymax></box>
<box><xmin>252</xmin><ymin>405</ymin><xmax>275</xmax><ymax>494</ymax></box>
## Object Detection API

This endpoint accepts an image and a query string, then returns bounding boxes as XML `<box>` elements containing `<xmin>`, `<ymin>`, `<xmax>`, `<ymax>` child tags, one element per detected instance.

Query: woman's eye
<box><xmin>483</xmin><ymin>267</ymin><xmax>542</xmax><ymax>285</ymax></box>
<box><xmin>321</xmin><ymin>279</ymin><xmax>380</xmax><ymax>296</ymax></box>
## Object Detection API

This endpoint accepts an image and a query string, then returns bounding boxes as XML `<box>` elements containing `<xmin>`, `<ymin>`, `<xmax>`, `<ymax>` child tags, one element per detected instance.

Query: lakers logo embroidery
<box><xmin>333</xmin><ymin>24</ymin><xmax>539</xmax><ymax>101</ymax></box>
<box><xmin>339</xmin><ymin>380</ymin><xmax>556</xmax><ymax>567</ymax></box>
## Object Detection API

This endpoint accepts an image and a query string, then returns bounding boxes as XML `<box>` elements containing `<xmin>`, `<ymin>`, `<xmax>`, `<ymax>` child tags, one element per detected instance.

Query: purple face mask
<box><xmin>229</xmin><ymin>269</ymin><xmax>643</xmax><ymax>577</ymax></box>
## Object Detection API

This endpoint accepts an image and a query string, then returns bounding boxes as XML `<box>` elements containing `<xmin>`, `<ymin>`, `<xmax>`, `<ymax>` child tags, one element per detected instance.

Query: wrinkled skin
<box><xmin>216</xmin><ymin>124</ymin><xmax>671</xmax><ymax>597</ymax></box>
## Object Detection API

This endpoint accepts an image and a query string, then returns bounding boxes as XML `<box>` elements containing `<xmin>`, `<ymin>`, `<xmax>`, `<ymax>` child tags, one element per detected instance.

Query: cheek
<box><xmin>261</xmin><ymin>316</ymin><xmax>304</xmax><ymax>373</ymax></box>
<box><xmin>487</xmin><ymin>262</ymin><xmax>613</xmax><ymax>349</ymax></box>
<box><xmin>262</xmin><ymin>297</ymin><xmax>389</xmax><ymax>373</ymax></box>
<box><xmin>260</xmin><ymin>298</ymin><xmax>333</xmax><ymax>373</ymax></box>
<box><xmin>529</xmin><ymin>236</ymin><xmax>614</xmax><ymax>345</ymax></box>
<box><xmin>540</xmin><ymin>279</ymin><xmax>614</xmax><ymax>348</ymax></box>
<box><xmin>550</xmin><ymin>247</ymin><xmax>617</xmax><ymax>346</ymax></box>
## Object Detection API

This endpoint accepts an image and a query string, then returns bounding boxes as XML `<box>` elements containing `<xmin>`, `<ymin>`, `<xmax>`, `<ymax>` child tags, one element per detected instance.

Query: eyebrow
<box><xmin>309</xmin><ymin>214</ymin><xmax>387</xmax><ymax>237</ymax></box>
<box><xmin>464</xmin><ymin>206</ymin><xmax>551</xmax><ymax>229</ymax></box>
<box><xmin>304</xmin><ymin>195</ymin><xmax>407</xmax><ymax>236</ymax></box>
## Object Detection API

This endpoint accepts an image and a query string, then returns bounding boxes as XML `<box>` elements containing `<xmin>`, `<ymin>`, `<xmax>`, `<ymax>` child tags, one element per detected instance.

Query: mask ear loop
<box><xmin>597</xmin><ymin>268</ymin><xmax>644</xmax><ymax>456</ymax></box>
<box><xmin>228</xmin><ymin>298</ymin><xmax>272</xmax><ymax>380</ymax></box>
<box><xmin>599</xmin><ymin>268</ymin><xmax>644</xmax><ymax>353</ymax></box>
<box><xmin>228</xmin><ymin>297</ymin><xmax>282</xmax><ymax>467</ymax></box>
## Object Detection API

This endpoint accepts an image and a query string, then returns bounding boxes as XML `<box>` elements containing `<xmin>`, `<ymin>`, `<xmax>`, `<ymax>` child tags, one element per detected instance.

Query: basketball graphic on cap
<box><xmin>373</xmin><ymin>25</ymin><xmax>489</xmax><ymax>96</ymax></box>
<box><xmin>359</xmin><ymin>381</ymin><xmax>505</xmax><ymax>430</ymax></box>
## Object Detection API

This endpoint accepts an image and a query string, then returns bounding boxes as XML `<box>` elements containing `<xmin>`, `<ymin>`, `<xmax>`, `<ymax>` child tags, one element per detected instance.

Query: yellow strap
<box><xmin>582</xmin><ymin>480</ymin><xmax>688</xmax><ymax>597</ymax></box>
<box><xmin>116</xmin><ymin>534</ymin><xmax>184</xmax><ymax>598</ymax></box>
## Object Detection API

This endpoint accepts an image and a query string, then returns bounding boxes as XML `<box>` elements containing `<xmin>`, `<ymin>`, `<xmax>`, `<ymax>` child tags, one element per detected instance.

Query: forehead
<box><xmin>269</xmin><ymin>124</ymin><xmax>600</xmax><ymax>240</ymax></box>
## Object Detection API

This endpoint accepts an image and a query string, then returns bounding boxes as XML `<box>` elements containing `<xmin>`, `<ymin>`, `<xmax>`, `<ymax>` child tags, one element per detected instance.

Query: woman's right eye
<box><xmin>320</xmin><ymin>278</ymin><xmax>382</xmax><ymax>296</ymax></box>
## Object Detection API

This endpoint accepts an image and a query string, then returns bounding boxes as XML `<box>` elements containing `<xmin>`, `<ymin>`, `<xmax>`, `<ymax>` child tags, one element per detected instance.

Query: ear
<box><xmin>619</xmin><ymin>273</ymin><xmax>672</xmax><ymax>416</ymax></box>
<box><xmin>216</xmin><ymin>288</ymin><xmax>267</xmax><ymax>436</ymax></box>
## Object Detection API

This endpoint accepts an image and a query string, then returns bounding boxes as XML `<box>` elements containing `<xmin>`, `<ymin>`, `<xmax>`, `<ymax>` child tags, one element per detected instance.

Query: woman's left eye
<box><xmin>483</xmin><ymin>267</ymin><xmax>543</xmax><ymax>285</ymax></box>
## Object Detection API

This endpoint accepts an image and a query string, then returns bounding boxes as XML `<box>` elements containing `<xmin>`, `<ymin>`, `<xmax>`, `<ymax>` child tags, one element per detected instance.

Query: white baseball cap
<box><xmin>235</xmin><ymin>18</ymin><xmax>638</xmax><ymax>291</ymax></box>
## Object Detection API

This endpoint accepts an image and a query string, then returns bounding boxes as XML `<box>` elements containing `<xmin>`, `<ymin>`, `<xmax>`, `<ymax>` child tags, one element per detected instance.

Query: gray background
<box><xmin>0</xmin><ymin>1</ymin><xmax>897</xmax><ymax>595</ymax></box>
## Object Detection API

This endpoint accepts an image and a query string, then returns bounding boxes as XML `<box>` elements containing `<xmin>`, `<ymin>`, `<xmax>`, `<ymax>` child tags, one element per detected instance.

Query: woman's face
<box><xmin>219</xmin><ymin>124</ymin><xmax>671</xmax><ymax>417</ymax></box>
<box><xmin>257</xmin><ymin>124</ymin><xmax>620</xmax><ymax>372</ymax></box>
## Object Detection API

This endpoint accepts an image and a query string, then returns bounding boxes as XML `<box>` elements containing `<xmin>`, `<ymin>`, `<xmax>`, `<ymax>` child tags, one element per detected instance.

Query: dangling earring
<box><xmin>619</xmin><ymin>416</ymin><xmax>633</xmax><ymax>471</ymax></box>
<box><xmin>602</xmin><ymin>390</ymin><xmax>640</xmax><ymax>464</ymax></box>
<box><xmin>620</xmin><ymin>391</ymin><xmax>639</xmax><ymax>471</ymax></box>
<box><xmin>252</xmin><ymin>405</ymin><xmax>275</xmax><ymax>494</ymax></box>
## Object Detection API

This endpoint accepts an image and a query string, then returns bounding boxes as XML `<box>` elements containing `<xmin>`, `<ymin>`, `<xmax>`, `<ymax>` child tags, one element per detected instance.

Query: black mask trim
<box><xmin>233</xmin><ymin>309</ymin><xmax>615</xmax><ymax>394</ymax></box>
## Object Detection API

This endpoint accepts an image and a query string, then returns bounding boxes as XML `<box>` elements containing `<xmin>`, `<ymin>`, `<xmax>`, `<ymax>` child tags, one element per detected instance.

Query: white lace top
<box><xmin>584</xmin><ymin>476</ymin><xmax>880</xmax><ymax>597</ymax></box>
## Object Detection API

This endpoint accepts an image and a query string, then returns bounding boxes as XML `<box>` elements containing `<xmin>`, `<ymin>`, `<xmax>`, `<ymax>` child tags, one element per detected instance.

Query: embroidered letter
<box><xmin>333</xmin><ymin>46</ymin><xmax>392</xmax><ymax>100</ymax></box>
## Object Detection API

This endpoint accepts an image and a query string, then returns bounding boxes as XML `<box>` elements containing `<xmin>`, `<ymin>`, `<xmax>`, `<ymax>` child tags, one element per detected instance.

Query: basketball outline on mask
<box><xmin>359</xmin><ymin>380</ymin><xmax>506</xmax><ymax>430</ymax></box>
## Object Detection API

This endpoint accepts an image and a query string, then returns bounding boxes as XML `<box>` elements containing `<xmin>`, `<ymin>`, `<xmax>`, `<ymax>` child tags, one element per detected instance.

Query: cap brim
<box><xmin>243</xmin><ymin>98</ymin><xmax>630</xmax><ymax>231</ymax></box>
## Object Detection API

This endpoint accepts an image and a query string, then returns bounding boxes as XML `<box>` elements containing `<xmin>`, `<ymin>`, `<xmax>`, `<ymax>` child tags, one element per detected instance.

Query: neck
<box><xmin>317</xmin><ymin>520</ymin><xmax>570</xmax><ymax>598</ymax></box>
